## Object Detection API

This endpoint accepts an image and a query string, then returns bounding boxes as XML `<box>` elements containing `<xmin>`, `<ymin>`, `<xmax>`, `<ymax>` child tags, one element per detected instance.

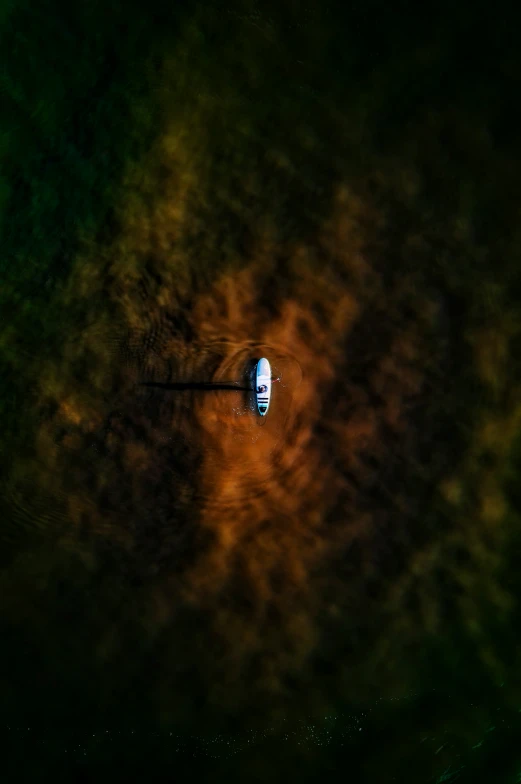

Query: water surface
<box><xmin>1</xmin><ymin>0</ymin><xmax>520</xmax><ymax>780</ymax></box>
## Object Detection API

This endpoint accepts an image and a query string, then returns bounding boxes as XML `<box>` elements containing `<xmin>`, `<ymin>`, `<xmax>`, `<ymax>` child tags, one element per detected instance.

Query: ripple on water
<box><xmin>194</xmin><ymin>341</ymin><xmax>302</xmax><ymax>509</ymax></box>
<box><xmin>92</xmin><ymin>327</ymin><xmax>303</xmax><ymax>520</ymax></box>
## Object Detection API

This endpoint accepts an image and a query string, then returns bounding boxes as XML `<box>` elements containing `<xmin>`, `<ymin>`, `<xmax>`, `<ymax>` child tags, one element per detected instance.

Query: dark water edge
<box><xmin>1</xmin><ymin>0</ymin><xmax>521</xmax><ymax>780</ymax></box>
<box><xmin>3</xmin><ymin>691</ymin><xmax>521</xmax><ymax>782</ymax></box>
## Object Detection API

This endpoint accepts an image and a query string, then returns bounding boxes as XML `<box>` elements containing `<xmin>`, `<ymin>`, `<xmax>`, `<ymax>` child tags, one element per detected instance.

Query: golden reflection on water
<box><xmin>2</xmin><ymin>123</ymin><xmax>517</xmax><ymax>733</ymax></box>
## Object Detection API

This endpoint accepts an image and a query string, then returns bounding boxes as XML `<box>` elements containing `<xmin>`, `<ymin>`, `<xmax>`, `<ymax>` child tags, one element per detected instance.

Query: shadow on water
<box><xmin>139</xmin><ymin>382</ymin><xmax>254</xmax><ymax>391</ymax></box>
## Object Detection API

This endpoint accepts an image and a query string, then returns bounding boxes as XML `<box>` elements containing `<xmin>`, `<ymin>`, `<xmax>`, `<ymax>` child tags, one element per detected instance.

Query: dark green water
<box><xmin>1</xmin><ymin>0</ymin><xmax>521</xmax><ymax>780</ymax></box>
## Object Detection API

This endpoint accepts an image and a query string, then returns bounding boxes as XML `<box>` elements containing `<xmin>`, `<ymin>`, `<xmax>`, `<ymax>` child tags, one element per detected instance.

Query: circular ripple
<box><xmin>194</xmin><ymin>341</ymin><xmax>303</xmax><ymax>506</ymax></box>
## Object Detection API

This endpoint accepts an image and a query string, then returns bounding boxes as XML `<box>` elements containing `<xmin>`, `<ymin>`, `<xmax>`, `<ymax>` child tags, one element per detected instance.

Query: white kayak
<box><xmin>255</xmin><ymin>357</ymin><xmax>272</xmax><ymax>416</ymax></box>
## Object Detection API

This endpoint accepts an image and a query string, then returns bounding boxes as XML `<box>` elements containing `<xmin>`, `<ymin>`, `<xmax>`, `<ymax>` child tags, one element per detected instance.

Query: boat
<box><xmin>255</xmin><ymin>357</ymin><xmax>272</xmax><ymax>416</ymax></box>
